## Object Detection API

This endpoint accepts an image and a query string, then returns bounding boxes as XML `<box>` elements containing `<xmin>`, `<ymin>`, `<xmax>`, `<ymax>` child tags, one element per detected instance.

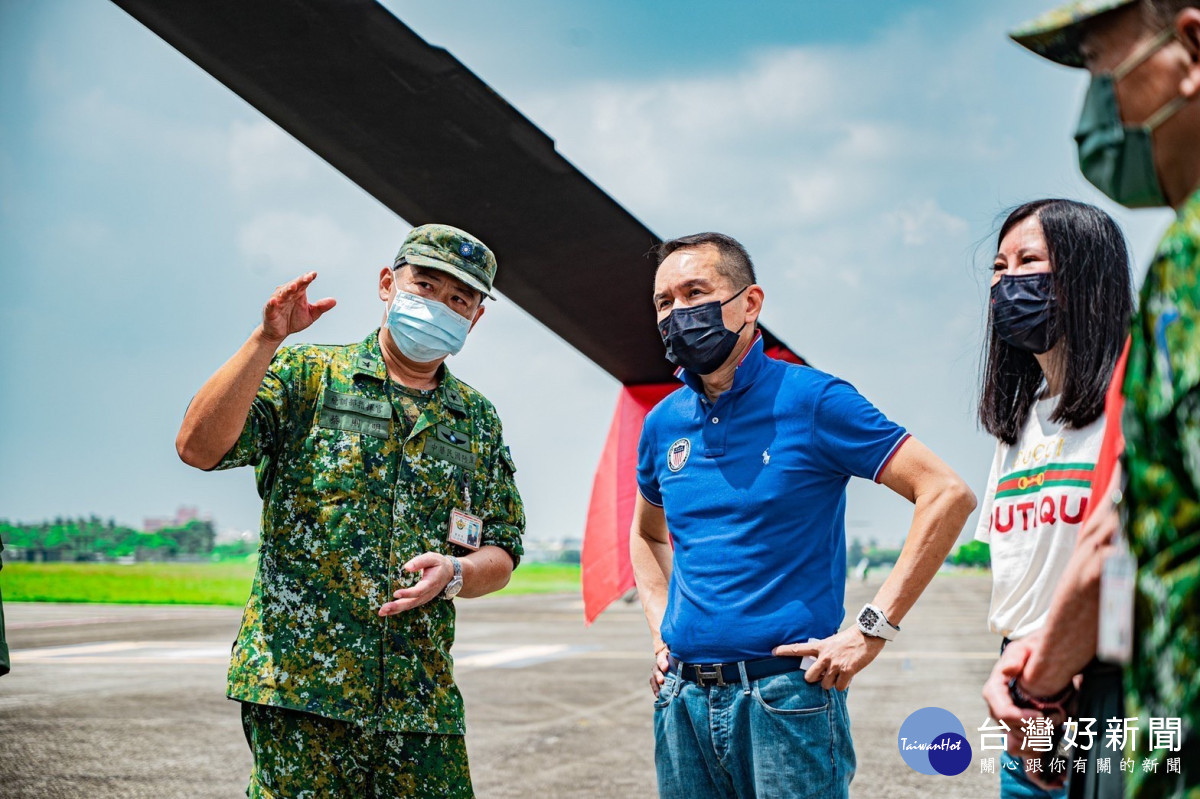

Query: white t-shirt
<box><xmin>975</xmin><ymin>396</ymin><xmax>1104</xmax><ymax>640</ymax></box>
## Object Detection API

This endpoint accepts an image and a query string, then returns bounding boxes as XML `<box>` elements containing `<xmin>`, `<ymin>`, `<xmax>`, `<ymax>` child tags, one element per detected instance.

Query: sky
<box><xmin>0</xmin><ymin>0</ymin><xmax>1177</xmax><ymax>546</ymax></box>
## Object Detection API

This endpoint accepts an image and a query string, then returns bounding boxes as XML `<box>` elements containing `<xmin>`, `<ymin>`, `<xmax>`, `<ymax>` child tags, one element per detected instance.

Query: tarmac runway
<box><xmin>0</xmin><ymin>572</ymin><xmax>1002</xmax><ymax>798</ymax></box>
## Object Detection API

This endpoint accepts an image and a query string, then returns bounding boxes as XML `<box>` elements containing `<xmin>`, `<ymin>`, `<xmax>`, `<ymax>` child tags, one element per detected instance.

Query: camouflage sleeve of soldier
<box><xmin>211</xmin><ymin>346</ymin><xmax>307</xmax><ymax>471</ymax></box>
<box><xmin>1171</xmin><ymin>235</ymin><xmax>1200</xmax><ymax>497</ymax></box>
<box><xmin>1143</xmin><ymin>218</ymin><xmax>1200</xmax><ymax>500</ymax></box>
<box><xmin>476</xmin><ymin>414</ymin><xmax>526</xmax><ymax>567</ymax></box>
<box><xmin>1178</xmin><ymin>390</ymin><xmax>1200</xmax><ymax>496</ymax></box>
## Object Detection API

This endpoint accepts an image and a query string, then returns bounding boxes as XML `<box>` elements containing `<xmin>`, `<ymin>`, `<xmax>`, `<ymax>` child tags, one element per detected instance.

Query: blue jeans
<box><xmin>653</xmin><ymin>664</ymin><xmax>855</xmax><ymax>799</ymax></box>
<box><xmin>1000</xmin><ymin>752</ymin><xmax>1067</xmax><ymax>799</ymax></box>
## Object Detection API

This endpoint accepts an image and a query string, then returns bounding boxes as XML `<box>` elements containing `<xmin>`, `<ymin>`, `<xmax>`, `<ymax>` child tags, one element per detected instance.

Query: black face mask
<box><xmin>658</xmin><ymin>286</ymin><xmax>748</xmax><ymax>374</ymax></box>
<box><xmin>991</xmin><ymin>273</ymin><xmax>1058</xmax><ymax>354</ymax></box>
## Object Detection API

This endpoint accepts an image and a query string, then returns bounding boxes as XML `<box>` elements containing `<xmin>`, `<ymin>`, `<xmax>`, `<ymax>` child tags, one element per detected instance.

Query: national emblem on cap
<box><xmin>1009</xmin><ymin>0</ymin><xmax>1138</xmax><ymax>67</ymax></box>
<box><xmin>394</xmin><ymin>223</ymin><xmax>498</xmax><ymax>299</ymax></box>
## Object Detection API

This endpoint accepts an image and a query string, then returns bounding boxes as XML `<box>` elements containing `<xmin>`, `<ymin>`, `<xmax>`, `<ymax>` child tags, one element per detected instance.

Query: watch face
<box><xmin>860</xmin><ymin>608</ymin><xmax>879</xmax><ymax>629</ymax></box>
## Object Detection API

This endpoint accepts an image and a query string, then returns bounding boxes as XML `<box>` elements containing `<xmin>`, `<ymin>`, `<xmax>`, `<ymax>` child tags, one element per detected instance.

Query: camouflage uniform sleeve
<box><xmin>1178</xmin><ymin>388</ymin><xmax>1200</xmax><ymax>497</ymax></box>
<box><xmin>211</xmin><ymin>347</ymin><xmax>300</xmax><ymax>471</ymax></box>
<box><xmin>477</xmin><ymin>414</ymin><xmax>526</xmax><ymax>568</ymax></box>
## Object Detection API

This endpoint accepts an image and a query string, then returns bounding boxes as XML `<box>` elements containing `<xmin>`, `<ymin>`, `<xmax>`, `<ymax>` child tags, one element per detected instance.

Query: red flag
<box><xmin>1084</xmin><ymin>337</ymin><xmax>1130</xmax><ymax>520</ymax></box>
<box><xmin>581</xmin><ymin>383</ymin><xmax>676</xmax><ymax>624</ymax></box>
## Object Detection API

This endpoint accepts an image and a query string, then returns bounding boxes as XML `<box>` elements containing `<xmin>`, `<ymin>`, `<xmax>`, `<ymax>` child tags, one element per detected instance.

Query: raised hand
<box><xmin>261</xmin><ymin>271</ymin><xmax>337</xmax><ymax>343</ymax></box>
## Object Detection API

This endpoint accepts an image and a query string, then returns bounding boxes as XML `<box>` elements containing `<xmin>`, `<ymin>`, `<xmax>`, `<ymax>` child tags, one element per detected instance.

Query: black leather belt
<box><xmin>668</xmin><ymin>654</ymin><xmax>806</xmax><ymax>687</ymax></box>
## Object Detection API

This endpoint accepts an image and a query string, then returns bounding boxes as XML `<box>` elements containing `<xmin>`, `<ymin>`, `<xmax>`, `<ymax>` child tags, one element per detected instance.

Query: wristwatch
<box><xmin>1007</xmin><ymin>676</ymin><xmax>1076</xmax><ymax>716</ymax></box>
<box><xmin>856</xmin><ymin>604</ymin><xmax>900</xmax><ymax>641</ymax></box>
<box><xmin>441</xmin><ymin>556</ymin><xmax>463</xmax><ymax>600</ymax></box>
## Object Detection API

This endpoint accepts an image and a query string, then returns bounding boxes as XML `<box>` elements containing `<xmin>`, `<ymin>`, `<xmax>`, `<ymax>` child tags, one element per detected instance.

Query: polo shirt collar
<box><xmin>676</xmin><ymin>331</ymin><xmax>766</xmax><ymax>397</ymax></box>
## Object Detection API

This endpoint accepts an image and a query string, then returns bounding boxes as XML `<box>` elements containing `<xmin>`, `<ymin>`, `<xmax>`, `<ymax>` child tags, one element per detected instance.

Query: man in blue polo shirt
<box><xmin>631</xmin><ymin>232</ymin><xmax>977</xmax><ymax>799</ymax></box>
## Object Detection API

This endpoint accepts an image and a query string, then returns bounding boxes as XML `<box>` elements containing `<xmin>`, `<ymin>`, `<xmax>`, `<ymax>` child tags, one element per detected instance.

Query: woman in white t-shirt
<box><xmin>976</xmin><ymin>199</ymin><xmax>1132</xmax><ymax>799</ymax></box>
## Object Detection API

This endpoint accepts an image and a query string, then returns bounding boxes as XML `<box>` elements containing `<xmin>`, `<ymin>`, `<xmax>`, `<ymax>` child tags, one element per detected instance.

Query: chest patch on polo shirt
<box><xmin>667</xmin><ymin>438</ymin><xmax>691</xmax><ymax>472</ymax></box>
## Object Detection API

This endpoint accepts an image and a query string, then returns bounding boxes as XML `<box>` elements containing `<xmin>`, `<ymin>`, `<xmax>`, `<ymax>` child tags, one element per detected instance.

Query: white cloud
<box><xmin>228</xmin><ymin>120</ymin><xmax>313</xmax><ymax>193</ymax></box>
<box><xmin>886</xmin><ymin>199</ymin><xmax>969</xmax><ymax>247</ymax></box>
<box><xmin>237</xmin><ymin>211</ymin><xmax>361</xmax><ymax>276</ymax></box>
<box><xmin>6</xmin><ymin>0</ymin><xmax>1176</xmax><ymax>546</ymax></box>
<box><xmin>41</xmin><ymin>86</ymin><xmax>226</xmax><ymax>170</ymax></box>
<box><xmin>518</xmin><ymin>33</ymin><xmax>999</xmax><ymax>248</ymax></box>
<box><xmin>511</xmin><ymin>17</ymin><xmax>1048</xmax><ymax>538</ymax></box>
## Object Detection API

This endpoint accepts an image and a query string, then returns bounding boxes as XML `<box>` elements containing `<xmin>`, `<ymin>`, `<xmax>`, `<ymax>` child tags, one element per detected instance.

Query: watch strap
<box><xmin>858</xmin><ymin>603</ymin><xmax>900</xmax><ymax>641</ymax></box>
<box><xmin>441</xmin><ymin>556</ymin><xmax>463</xmax><ymax>599</ymax></box>
<box><xmin>1007</xmin><ymin>676</ymin><xmax>1076</xmax><ymax>715</ymax></box>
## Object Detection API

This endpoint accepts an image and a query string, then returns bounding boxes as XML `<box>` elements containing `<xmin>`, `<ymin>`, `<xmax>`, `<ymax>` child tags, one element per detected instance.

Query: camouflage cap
<box><xmin>394</xmin><ymin>224</ymin><xmax>497</xmax><ymax>300</ymax></box>
<box><xmin>1010</xmin><ymin>0</ymin><xmax>1138</xmax><ymax>67</ymax></box>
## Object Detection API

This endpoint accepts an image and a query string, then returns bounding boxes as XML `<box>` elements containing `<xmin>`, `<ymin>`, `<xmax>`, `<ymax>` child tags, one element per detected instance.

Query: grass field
<box><xmin>1</xmin><ymin>560</ymin><xmax>581</xmax><ymax>605</ymax></box>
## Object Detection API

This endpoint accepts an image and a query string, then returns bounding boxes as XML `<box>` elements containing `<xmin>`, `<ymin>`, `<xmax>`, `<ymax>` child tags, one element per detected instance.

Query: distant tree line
<box><xmin>948</xmin><ymin>539</ymin><xmax>990</xmax><ymax>568</ymax></box>
<box><xmin>846</xmin><ymin>537</ymin><xmax>989</xmax><ymax>570</ymax></box>
<box><xmin>846</xmin><ymin>538</ymin><xmax>903</xmax><ymax>569</ymax></box>
<box><xmin>0</xmin><ymin>516</ymin><xmax>218</xmax><ymax>562</ymax></box>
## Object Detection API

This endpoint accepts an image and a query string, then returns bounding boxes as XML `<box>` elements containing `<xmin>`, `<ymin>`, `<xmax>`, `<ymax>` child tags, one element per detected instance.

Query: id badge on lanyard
<box><xmin>1097</xmin><ymin>511</ymin><xmax>1135</xmax><ymax>665</ymax></box>
<box><xmin>448</xmin><ymin>477</ymin><xmax>482</xmax><ymax>551</ymax></box>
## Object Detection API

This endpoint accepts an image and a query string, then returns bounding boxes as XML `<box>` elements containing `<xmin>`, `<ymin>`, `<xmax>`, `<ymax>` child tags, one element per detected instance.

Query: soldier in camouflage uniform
<box><xmin>177</xmin><ymin>224</ymin><xmax>525</xmax><ymax>798</ymax></box>
<box><xmin>999</xmin><ymin>2</ymin><xmax>1200</xmax><ymax>797</ymax></box>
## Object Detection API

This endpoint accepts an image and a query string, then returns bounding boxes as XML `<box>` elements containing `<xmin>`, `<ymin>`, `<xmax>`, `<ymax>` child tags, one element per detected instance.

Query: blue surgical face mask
<box><xmin>386</xmin><ymin>290</ymin><xmax>473</xmax><ymax>363</ymax></box>
<box><xmin>1075</xmin><ymin>28</ymin><xmax>1187</xmax><ymax>209</ymax></box>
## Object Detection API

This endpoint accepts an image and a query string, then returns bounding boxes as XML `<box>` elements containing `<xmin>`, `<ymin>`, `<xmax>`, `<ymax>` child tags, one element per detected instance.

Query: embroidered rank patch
<box><xmin>667</xmin><ymin>438</ymin><xmax>691</xmax><ymax>472</ymax></box>
<box><xmin>423</xmin><ymin>423</ymin><xmax>475</xmax><ymax>469</ymax></box>
<box><xmin>434</xmin><ymin>423</ymin><xmax>471</xmax><ymax>448</ymax></box>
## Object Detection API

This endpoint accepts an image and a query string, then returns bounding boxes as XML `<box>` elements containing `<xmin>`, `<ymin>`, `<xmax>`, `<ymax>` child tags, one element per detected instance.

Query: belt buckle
<box><xmin>694</xmin><ymin>663</ymin><xmax>726</xmax><ymax>687</ymax></box>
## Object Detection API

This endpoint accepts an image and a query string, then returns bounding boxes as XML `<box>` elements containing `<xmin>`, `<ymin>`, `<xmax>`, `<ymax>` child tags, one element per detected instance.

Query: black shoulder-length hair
<box><xmin>979</xmin><ymin>199</ymin><xmax>1133</xmax><ymax>445</ymax></box>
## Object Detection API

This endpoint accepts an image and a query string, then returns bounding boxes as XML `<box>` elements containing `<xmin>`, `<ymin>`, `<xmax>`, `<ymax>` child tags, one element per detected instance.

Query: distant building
<box><xmin>143</xmin><ymin>505</ymin><xmax>209</xmax><ymax>533</ymax></box>
<box><xmin>523</xmin><ymin>537</ymin><xmax>583</xmax><ymax>564</ymax></box>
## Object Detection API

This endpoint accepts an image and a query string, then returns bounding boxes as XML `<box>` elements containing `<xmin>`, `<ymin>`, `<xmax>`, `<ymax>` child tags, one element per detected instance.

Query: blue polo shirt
<box><xmin>637</xmin><ymin>336</ymin><xmax>909</xmax><ymax>663</ymax></box>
